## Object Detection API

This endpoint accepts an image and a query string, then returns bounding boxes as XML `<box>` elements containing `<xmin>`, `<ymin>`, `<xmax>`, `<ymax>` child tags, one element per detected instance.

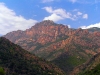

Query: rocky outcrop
<box><xmin>4</xmin><ymin>20</ymin><xmax>100</xmax><ymax>74</ymax></box>
<box><xmin>4</xmin><ymin>20</ymin><xmax>70</xmax><ymax>51</ymax></box>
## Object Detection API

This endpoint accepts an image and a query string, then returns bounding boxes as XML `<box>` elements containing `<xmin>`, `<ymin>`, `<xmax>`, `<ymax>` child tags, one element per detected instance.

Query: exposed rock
<box><xmin>4</xmin><ymin>20</ymin><xmax>100</xmax><ymax>74</ymax></box>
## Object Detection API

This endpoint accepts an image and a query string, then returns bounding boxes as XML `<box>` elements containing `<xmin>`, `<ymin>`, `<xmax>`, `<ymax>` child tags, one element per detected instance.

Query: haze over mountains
<box><xmin>4</xmin><ymin>20</ymin><xmax>100</xmax><ymax>74</ymax></box>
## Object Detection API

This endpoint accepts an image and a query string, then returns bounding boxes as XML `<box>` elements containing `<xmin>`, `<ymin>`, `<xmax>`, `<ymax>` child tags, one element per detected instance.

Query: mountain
<box><xmin>70</xmin><ymin>52</ymin><xmax>100</xmax><ymax>75</ymax></box>
<box><xmin>0</xmin><ymin>37</ymin><xmax>65</xmax><ymax>75</ymax></box>
<box><xmin>87</xmin><ymin>27</ymin><xmax>100</xmax><ymax>32</ymax></box>
<box><xmin>4</xmin><ymin>20</ymin><xmax>70</xmax><ymax>51</ymax></box>
<box><xmin>4</xmin><ymin>20</ymin><xmax>100</xmax><ymax>74</ymax></box>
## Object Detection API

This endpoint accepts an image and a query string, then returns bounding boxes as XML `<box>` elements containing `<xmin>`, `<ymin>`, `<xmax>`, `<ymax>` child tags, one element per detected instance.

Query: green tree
<box><xmin>0</xmin><ymin>67</ymin><xmax>5</xmax><ymax>75</ymax></box>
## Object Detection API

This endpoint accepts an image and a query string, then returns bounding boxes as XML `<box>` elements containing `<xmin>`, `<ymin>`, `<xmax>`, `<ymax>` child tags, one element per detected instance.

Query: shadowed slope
<box><xmin>0</xmin><ymin>37</ymin><xmax>65</xmax><ymax>75</ymax></box>
<box><xmin>70</xmin><ymin>52</ymin><xmax>100</xmax><ymax>75</ymax></box>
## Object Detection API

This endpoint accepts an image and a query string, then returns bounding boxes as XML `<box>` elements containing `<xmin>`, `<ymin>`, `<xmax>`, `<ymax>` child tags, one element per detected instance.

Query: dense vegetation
<box><xmin>69</xmin><ymin>52</ymin><xmax>100</xmax><ymax>75</ymax></box>
<box><xmin>0</xmin><ymin>67</ymin><xmax>5</xmax><ymax>75</ymax></box>
<box><xmin>79</xmin><ymin>53</ymin><xmax>100</xmax><ymax>75</ymax></box>
<box><xmin>0</xmin><ymin>37</ymin><xmax>65</xmax><ymax>75</ymax></box>
<box><xmin>78</xmin><ymin>64</ymin><xmax>100</xmax><ymax>75</ymax></box>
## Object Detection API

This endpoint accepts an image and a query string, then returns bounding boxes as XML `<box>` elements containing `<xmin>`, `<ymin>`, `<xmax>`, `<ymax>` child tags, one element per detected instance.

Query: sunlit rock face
<box><xmin>4</xmin><ymin>20</ymin><xmax>100</xmax><ymax>74</ymax></box>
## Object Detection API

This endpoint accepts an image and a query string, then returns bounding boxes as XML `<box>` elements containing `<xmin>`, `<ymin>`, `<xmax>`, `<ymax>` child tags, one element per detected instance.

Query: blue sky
<box><xmin>0</xmin><ymin>0</ymin><xmax>100</xmax><ymax>35</ymax></box>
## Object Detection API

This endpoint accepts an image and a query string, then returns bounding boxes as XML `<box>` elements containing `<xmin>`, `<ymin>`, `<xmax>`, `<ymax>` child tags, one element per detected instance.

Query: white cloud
<box><xmin>43</xmin><ymin>7</ymin><xmax>74</xmax><ymax>22</ymax></box>
<box><xmin>42</xmin><ymin>0</ymin><xmax>54</xmax><ymax>3</ymax></box>
<box><xmin>69</xmin><ymin>0</ymin><xmax>77</xmax><ymax>3</ymax></box>
<box><xmin>68</xmin><ymin>25</ymin><xmax>71</xmax><ymax>28</ymax></box>
<box><xmin>43</xmin><ymin>7</ymin><xmax>88</xmax><ymax>22</ymax></box>
<box><xmin>81</xmin><ymin>22</ymin><xmax>100</xmax><ymax>29</ymax></box>
<box><xmin>69</xmin><ymin>0</ymin><xmax>100</xmax><ymax>4</ymax></box>
<box><xmin>75</xmin><ymin>12</ymin><xmax>88</xmax><ymax>20</ymax></box>
<box><xmin>44</xmin><ymin>13</ymin><xmax>63</xmax><ymax>22</ymax></box>
<box><xmin>53</xmin><ymin>9</ymin><xmax>72</xmax><ymax>19</ymax></box>
<box><xmin>83</xmin><ymin>14</ymin><xmax>88</xmax><ymax>19</ymax></box>
<box><xmin>43</xmin><ymin>7</ymin><xmax>53</xmax><ymax>13</ymax></box>
<box><xmin>73</xmin><ymin>9</ymin><xmax>78</xmax><ymax>11</ymax></box>
<box><xmin>77</xmin><ymin>12</ymin><xmax>82</xmax><ymax>15</ymax></box>
<box><xmin>0</xmin><ymin>3</ymin><xmax>37</xmax><ymax>35</ymax></box>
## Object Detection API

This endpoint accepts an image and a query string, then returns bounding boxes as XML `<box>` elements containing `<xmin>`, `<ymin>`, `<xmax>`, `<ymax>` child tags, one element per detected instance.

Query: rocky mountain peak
<box><xmin>4</xmin><ymin>20</ymin><xmax>100</xmax><ymax>75</ymax></box>
<box><xmin>35</xmin><ymin>20</ymin><xmax>55</xmax><ymax>26</ymax></box>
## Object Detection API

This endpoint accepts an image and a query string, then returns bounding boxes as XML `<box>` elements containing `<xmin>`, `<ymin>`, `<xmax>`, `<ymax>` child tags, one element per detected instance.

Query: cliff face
<box><xmin>4</xmin><ymin>20</ymin><xmax>100</xmax><ymax>74</ymax></box>
<box><xmin>5</xmin><ymin>20</ymin><xmax>70</xmax><ymax>51</ymax></box>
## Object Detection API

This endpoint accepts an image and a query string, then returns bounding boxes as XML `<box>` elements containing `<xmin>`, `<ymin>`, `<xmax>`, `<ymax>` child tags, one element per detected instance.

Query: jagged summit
<box><xmin>41</xmin><ymin>20</ymin><xmax>54</xmax><ymax>24</ymax></box>
<box><xmin>88</xmin><ymin>27</ymin><xmax>100</xmax><ymax>32</ymax></box>
<box><xmin>35</xmin><ymin>20</ymin><xmax>56</xmax><ymax>26</ymax></box>
<box><xmin>4</xmin><ymin>20</ymin><xmax>69</xmax><ymax>45</ymax></box>
<box><xmin>34</xmin><ymin>20</ymin><xmax>68</xmax><ymax>27</ymax></box>
<box><xmin>88</xmin><ymin>27</ymin><xmax>100</xmax><ymax>29</ymax></box>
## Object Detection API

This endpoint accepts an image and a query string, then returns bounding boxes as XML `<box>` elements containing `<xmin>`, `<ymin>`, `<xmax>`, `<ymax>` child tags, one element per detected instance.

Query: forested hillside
<box><xmin>0</xmin><ymin>37</ymin><xmax>65</xmax><ymax>75</ymax></box>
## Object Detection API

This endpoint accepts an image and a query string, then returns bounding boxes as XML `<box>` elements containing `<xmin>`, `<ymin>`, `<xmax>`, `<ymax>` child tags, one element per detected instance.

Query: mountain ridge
<box><xmin>4</xmin><ymin>20</ymin><xmax>100</xmax><ymax>74</ymax></box>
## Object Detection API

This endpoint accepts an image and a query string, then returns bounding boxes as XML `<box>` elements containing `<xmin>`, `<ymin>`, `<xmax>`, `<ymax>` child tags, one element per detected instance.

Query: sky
<box><xmin>0</xmin><ymin>0</ymin><xmax>100</xmax><ymax>35</ymax></box>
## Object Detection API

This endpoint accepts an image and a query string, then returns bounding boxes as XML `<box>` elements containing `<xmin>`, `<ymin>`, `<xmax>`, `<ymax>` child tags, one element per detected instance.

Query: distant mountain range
<box><xmin>4</xmin><ymin>20</ymin><xmax>100</xmax><ymax>74</ymax></box>
<box><xmin>0</xmin><ymin>37</ymin><xmax>64</xmax><ymax>75</ymax></box>
<box><xmin>87</xmin><ymin>27</ymin><xmax>100</xmax><ymax>32</ymax></box>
